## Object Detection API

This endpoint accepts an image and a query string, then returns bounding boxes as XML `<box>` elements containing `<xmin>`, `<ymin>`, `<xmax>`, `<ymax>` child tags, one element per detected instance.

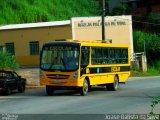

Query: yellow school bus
<box><xmin>40</xmin><ymin>39</ymin><xmax>130</xmax><ymax>95</ymax></box>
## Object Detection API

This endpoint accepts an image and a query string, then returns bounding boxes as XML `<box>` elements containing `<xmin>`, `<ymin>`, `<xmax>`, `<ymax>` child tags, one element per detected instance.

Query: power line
<box><xmin>132</xmin><ymin>20</ymin><xmax>160</xmax><ymax>26</ymax></box>
<box><xmin>111</xmin><ymin>16</ymin><xmax>160</xmax><ymax>26</ymax></box>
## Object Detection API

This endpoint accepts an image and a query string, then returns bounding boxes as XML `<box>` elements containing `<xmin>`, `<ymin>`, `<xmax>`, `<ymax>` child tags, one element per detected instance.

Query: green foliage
<box><xmin>131</xmin><ymin>65</ymin><xmax>160</xmax><ymax>77</ymax></box>
<box><xmin>156</xmin><ymin>61</ymin><xmax>160</xmax><ymax>71</ymax></box>
<box><xmin>150</xmin><ymin>96</ymin><xmax>160</xmax><ymax>120</ymax></box>
<box><xmin>133</xmin><ymin>31</ymin><xmax>160</xmax><ymax>64</ymax></box>
<box><xmin>0</xmin><ymin>0</ymin><xmax>100</xmax><ymax>24</ymax></box>
<box><xmin>0</xmin><ymin>51</ymin><xmax>19</xmax><ymax>70</ymax></box>
<box><xmin>152</xmin><ymin>60</ymin><xmax>160</xmax><ymax>72</ymax></box>
<box><xmin>131</xmin><ymin>61</ymin><xmax>141</xmax><ymax>72</ymax></box>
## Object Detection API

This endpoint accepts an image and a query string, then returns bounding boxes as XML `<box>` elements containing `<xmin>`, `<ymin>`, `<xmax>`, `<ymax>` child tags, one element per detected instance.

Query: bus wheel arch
<box><xmin>80</xmin><ymin>77</ymin><xmax>90</xmax><ymax>96</ymax></box>
<box><xmin>107</xmin><ymin>74</ymin><xmax>119</xmax><ymax>91</ymax></box>
<box><xmin>115</xmin><ymin>74</ymin><xmax>119</xmax><ymax>83</ymax></box>
<box><xmin>115</xmin><ymin>74</ymin><xmax>119</xmax><ymax>88</ymax></box>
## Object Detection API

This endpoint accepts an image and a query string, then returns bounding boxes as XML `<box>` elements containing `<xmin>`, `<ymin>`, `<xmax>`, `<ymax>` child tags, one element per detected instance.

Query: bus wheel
<box><xmin>107</xmin><ymin>76</ymin><xmax>119</xmax><ymax>91</ymax></box>
<box><xmin>80</xmin><ymin>79</ymin><xmax>89</xmax><ymax>96</ymax></box>
<box><xmin>46</xmin><ymin>86</ymin><xmax>54</xmax><ymax>95</ymax></box>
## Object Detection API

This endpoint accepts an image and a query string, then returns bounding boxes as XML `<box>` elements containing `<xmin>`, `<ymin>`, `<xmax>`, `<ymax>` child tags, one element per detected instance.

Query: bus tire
<box><xmin>46</xmin><ymin>86</ymin><xmax>54</xmax><ymax>95</ymax></box>
<box><xmin>80</xmin><ymin>79</ymin><xmax>89</xmax><ymax>96</ymax></box>
<box><xmin>107</xmin><ymin>75</ymin><xmax>119</xmax><ymax>91</ymax></box>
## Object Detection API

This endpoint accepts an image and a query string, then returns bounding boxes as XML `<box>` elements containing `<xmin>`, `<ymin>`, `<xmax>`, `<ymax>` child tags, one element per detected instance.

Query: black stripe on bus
<box><xmin>89</xmin><ymin>66</ymin><xmax>130</xmax><ymax>74</ymax></box>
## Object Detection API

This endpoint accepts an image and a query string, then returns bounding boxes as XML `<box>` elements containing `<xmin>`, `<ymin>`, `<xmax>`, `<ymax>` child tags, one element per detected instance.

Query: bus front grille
<box><xmin>46</xmin><ymin>74</ymin><xmax>70</xmax><ymax>79</ymax></box>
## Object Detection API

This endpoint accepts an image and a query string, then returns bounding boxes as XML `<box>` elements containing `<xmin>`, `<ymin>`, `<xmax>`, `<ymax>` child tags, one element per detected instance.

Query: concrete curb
<box><xmin>26</xmin><ymin>85</ymin><xmax>44</xmax><ymax>88</ymax></box>
<box><xmin>128</xmin><ymin>76</ymin><xmax>160</xmax><ymax>81</ymax></box>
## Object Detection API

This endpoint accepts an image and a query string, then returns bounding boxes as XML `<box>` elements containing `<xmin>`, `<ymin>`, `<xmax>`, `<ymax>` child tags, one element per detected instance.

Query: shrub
<box><xmin>133</xmin><ymin>31</ymin><xmax>160</xmax><ymax>64</ymax></box>
<box><xmin>0</xmin><ymin>51</ymin><xmax>19</xmax><ymax>70</ymax></box>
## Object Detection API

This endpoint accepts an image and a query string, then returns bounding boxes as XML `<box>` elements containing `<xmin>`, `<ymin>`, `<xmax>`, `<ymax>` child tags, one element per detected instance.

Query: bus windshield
<box><xmin>41</xmin><ymin>44</ymin><xmax>80</xmax><ymax>71</ymax></box>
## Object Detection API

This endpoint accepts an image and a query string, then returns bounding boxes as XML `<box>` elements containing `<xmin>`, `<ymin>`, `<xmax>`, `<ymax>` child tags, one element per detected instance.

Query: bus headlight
<box><xmin>40</xmin><ymin>70</ymin><xmax>45</xmax><ymax>79</ymax></box>
<box><xmin>72</xmin><ymin>71</ymin><xmax>78</xmax><ymax>80</ymax></box>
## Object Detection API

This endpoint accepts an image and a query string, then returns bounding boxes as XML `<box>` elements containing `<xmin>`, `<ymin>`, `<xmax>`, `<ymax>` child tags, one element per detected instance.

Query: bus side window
<box><xmin>109</xmin><ymin>48</ymin><xmax>115</xmax><ymax>64</ymax></box>
<box><xmin>91</xmin><ymin>48</ymin><xmax>96</xmax><ymax>64</ymax></box>
<box><xmin>103</xmin><ymin>48</ymin><xmax>108</xmax><ymax>64</ymax></box>
<box><xmin>115</xmin><ymin>49</ymin><xmax>121</xmax><ymax>64</ymax></box>
<box><xmin>97</xmin><ymin>48</ymin><xmax>103</xmax><ymax>64</ymax></box>
<box><xmin>91</xmin><ymin>47</ymin><xmax>99</xmax><ymax>64</ymax></box>
<box><xmin>122</xmin><ymin>49</ymin><xmax>128</xmax><ymax>63</ymax></box>
<box><xmin>81</xmin><ymin>47</ymin><xmax>90</xmax><ymax>67</ymax></box>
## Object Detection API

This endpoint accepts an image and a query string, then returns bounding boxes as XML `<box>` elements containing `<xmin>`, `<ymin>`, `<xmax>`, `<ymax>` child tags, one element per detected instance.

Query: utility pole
<box><xmin>102</xmin><ymin>0</ymin><xmax>106</xmax><ymax>41</ymax></box>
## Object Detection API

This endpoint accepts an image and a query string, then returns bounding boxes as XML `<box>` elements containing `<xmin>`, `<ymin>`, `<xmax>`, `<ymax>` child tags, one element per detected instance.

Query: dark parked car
<box><xmin>0</xmin><ymin>70</ymin><xmax>26</xmax><ymax>95</ymax></box>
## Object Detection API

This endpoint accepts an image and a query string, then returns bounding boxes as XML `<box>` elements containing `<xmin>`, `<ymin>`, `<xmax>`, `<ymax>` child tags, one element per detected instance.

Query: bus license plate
<box><xmin>54</xmin><ymin>80</ymin><xmax>61</xmax><ymax>84</ymax></box>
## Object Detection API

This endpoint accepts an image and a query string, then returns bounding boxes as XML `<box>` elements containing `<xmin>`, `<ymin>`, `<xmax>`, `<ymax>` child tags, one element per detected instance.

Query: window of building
<box><xmin>29</xmin><ymin>41</ymin><xmax>39</xmax><ymax>55</ymax></box>
<box><xmin>5</xmin><ymin>43</ymin><xmax>15</xmax><ymax>55</ymax></box>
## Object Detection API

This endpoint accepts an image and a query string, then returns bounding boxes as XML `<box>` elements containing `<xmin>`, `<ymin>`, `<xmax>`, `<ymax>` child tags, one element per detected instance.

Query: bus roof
<box><xmin>44</xmin><ymin>39</ymin><xmax>130</xmax><ymax>47</ymax></box>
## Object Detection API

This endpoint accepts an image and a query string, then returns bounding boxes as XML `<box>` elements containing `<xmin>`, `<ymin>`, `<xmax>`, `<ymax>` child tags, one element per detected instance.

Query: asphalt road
<box><xmin>0</xmin><ymin>76</ymin><xmax>160</xmax><ymax>120</ymax></box>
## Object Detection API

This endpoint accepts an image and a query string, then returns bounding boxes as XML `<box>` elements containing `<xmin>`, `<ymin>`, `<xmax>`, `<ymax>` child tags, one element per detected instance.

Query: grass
<box><xmin>0</xmin><ymin>0</ymin><xmax>100</xmax><ymax>24</ymax></box>
<box><xmin>131</xmin><ymin>66</ymin><xmax>160</xmax><ymax>77</ymax></box>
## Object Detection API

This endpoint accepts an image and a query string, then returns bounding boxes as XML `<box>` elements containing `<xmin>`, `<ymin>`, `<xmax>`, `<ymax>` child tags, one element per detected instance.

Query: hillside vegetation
<box><xmin>0</xmin><ymin>0</ymin><xmax>100</xmax><ymax>24</ymax></box>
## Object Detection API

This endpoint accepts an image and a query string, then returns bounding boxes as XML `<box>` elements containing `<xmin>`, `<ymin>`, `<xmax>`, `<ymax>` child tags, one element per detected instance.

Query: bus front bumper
<box><xmin>40</xmin><ymin>78</ymin><xmax>82</xmax><ymax>87</ymax></box>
